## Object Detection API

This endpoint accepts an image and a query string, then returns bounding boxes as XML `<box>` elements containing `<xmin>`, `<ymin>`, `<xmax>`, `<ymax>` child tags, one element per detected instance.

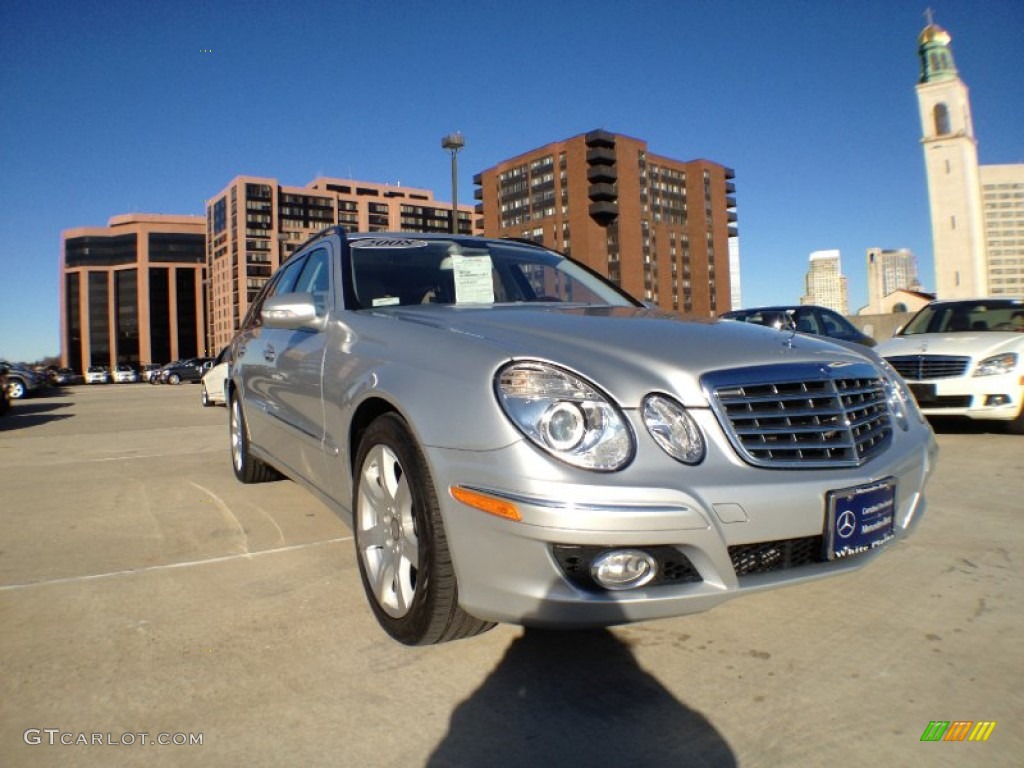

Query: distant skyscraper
<box><xmin>801</xmin><ymin>249</ymin><xmax>848</xmax><ymax>314</ymax></box>
<box><xmin>915</xmin><ymin>18</ymin><xmax>1023</xmax><ymax>298</ymax></box>
<box><xmin>867</xmin><ymin>247</ymin><xmax>920</xmax><ymax>296</ymax></box>
<box><xmin>980</xmin><ymin>164</ymin><xmax>1024</xmax><ymax>297</ymax></box>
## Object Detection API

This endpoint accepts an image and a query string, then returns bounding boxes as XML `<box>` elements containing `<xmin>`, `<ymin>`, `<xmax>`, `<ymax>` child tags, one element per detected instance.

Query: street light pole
<box><xmin>441</xmin><ymin>132</ymin><xmax>465</xmax><ymax>234</ymax></box>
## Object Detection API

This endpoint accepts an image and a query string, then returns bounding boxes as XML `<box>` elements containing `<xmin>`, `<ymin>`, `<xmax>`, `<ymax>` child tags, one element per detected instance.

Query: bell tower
<box><xmin>915</xmin><ymin>14</ymin><xmax>987</xmax><ymax>298</ymax></box>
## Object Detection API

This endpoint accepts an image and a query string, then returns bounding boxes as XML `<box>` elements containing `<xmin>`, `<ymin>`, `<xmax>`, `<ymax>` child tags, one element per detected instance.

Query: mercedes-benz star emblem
<box><xmin>836</xmin><ymin>510</ymin><xmax>858</xmax><ymax>539</ymax></box>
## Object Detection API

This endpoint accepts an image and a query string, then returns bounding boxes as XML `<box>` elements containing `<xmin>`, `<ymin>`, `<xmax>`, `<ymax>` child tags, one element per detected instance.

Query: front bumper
<box><xmin>906</xmin><ymin>372</ymin><xmax>1024</xmax><ymax>422</ymax></box>
<box><xmin>427</xmin><ymin>410</ymin><xmax>937</xmax><ymax>628</ymax></box>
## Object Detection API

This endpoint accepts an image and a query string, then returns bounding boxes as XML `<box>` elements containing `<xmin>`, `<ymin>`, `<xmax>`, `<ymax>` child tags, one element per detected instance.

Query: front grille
<box><xmin>729</xmin><ymin>536</ymin><xmax>825</xmax><ymax>576</ymax></box>
<box><xmin>704</xmin><ymin>362</ymin><xmax>893</xmax><ymax>468</ymax></box>
<box><xmin>885</xmin><ymin>354</ymin><xmax>970</xmax><ymax>380</ymax></box>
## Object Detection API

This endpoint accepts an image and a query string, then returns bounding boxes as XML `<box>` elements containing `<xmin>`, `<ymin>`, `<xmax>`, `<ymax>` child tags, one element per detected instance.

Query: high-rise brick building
<box><xmin>205</xmin><ymin>176</ymin><xmax>479</xmax><ymax>352</ymax></box>
<box><xmin>473</xmin><ymin>130</ymin><xmax>737</xmax><ymax>315</ymax></box>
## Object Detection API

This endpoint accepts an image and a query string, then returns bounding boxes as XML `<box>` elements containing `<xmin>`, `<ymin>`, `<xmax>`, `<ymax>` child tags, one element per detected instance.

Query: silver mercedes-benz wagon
<box><xmin>227</xmin><ymin>227</ymin><xmax>937</xmax><ymax>645</ymax></box>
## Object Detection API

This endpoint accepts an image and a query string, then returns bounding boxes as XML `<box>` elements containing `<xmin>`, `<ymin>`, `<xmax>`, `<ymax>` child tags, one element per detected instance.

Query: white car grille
<box><xmin>884</xmin><ymin>354</ymin><xmax>970</xmax><ymax>380</ymax></box>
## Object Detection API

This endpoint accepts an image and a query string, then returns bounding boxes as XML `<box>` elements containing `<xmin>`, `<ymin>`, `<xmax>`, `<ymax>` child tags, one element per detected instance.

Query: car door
<box><xmin>235</xmin><ymin>254</ymin><xmax>309</xmax><ymax>455</ymax></box>
<box><xmin>265</xmin><ymin>245</ymin><xmax>333</xmax><ymax>494</ymax></box>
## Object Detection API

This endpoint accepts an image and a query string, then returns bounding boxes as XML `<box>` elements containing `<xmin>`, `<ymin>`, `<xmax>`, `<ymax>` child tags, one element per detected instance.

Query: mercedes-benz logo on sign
<box><xmin>837</xmin><ymin>510</ymin><xmax>858</xmax><ymax>539</ymax></box>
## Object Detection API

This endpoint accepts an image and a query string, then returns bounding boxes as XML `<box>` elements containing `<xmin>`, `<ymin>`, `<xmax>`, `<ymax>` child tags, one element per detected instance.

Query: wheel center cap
<box><xmin>390</xmin><ymin>516</ymin><xmax>401</xmax><ymax>541</ymax></box>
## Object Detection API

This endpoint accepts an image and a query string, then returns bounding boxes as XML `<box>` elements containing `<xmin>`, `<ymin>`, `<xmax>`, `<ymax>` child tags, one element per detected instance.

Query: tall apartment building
<box><xmin>800</xmin><ymin>249</ymin><xmax>849</xmax><ymax>314</ymax></box>
<box><xmin>205</xmin><ymin>176</ymin><xmax>478</xmax><ymax>352</ymax></box>
<box><xmin>473</xmin><ymin>130</ymin><xmax>737</xmax><ymax>315</ymax></box>
<box><xmin>981</xmin><ymin>164</ymin><xmax>1024</xmax><ymax>297</ymax></box>
<box><xmin>60</xmin><ymin>214</ymin><xmax>206</xmax><ymax>372</ymax></box>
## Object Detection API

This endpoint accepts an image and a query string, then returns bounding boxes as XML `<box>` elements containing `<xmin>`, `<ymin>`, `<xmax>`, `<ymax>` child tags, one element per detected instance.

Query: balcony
<box><xmin>474</xmin><ymin>188</ymin><xmax>483</xmax><ymax>200</ymax></box>
<box><xmin>472</xmin><ymin>173</ymin><xmax>482</xmax><ymax>185</ymax></box>
<box><xmin>587</xmin><ymin>164</ymin><xmax>617</xmax><ymax>183</ymax></box>
<box><xmin>726</xmin><ymin>196</ymin><xmax>737</xmax><ymax>208</ymax></box>
<box><xmin>725</xmin><ymin>181</ymin><xmax>736</xmax><ymax>194</ymax></box>
<box><xmin>588</xmin><ymin>183</ymin><xmax>617</xmax><ymax>201</ymax></box>
<box><xmin>475</xmin><ymin>203</ymin><xmax>484</xmax><ymax>214</ymax></box>
<box><xmin>585</xmin><ymin>129</ymin><xmax>616</xmax><ymax>148</ymax></box>
<box><xmin>589</xmin><ymin>200</ymin><xmax>619</xmax><ymax>221</ymax></box>
<box><xmin>724</xmin><ymin>167</ymin><xmax>736</xmax><ymax>180</ymax></box>
<box><xmin>727</xmin><ymin>211</ymin><xmax>738</xmax><ymax>223</ymax></box>
<box><xmin>728</xmin><ymin>226</ymin><xmax>739</xmax><ymax>237</ymax></box>
<box><xmin>586</xmin><ymin>147</ymin><xmax>616</xmax><ymax>165</ymax></box>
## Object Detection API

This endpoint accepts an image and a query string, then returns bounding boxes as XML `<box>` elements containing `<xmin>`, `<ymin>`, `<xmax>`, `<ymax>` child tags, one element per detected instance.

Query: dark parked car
<box><xmin>53</xmin><ymin>367</ymin><xmax>80</xmax><ymax>385</ymax></box>
<box><xmin>0</xmin><ymin>363</ymin><xmax>10</xmax><ymax>416</ymax></box>
<box><xmin>720</xmin><ymin>305</ymin><xmax>877</xmax><ymax>347</ymax></box>
<box><xmin>158</xmin><ymin>358</ymin><xmax>213</xmax><ymax>384</ymax></box>
<box><xmin>1</xmin><ymin>361</ymin><xmax>49</xmax><ymax>399</ymax></box>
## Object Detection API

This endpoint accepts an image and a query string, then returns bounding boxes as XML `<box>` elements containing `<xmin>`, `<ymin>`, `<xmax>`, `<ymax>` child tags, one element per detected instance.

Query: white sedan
<box><xmin>200</xmin><ymin>349</ymin><xmax>231</xmax><ymax>407</ymax></box>
<box><xmin>85</xmin><ymin>366</ymin><xmax>109</xmax><ymax>384</ymax></box>
<box><xmin>878</xmin><ymin>298</ymin><xmax>1024</xmax><ymax>433</ymax></box>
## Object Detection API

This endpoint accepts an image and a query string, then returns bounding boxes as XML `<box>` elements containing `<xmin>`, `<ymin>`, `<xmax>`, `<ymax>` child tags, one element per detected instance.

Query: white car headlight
<box><xmin>642</xmin><ymin>394</ymin><xmax>705</xmax><ymax>464</ymax></box>
<box><xmin>973</xmin><ymin>352</ymin><xmax>1018</xmax><ymax>377</ymax></box>
<box><xmin>495</xmin><ymin>361</ymin><xmax>633</xmax><ymax>471</ymax></box>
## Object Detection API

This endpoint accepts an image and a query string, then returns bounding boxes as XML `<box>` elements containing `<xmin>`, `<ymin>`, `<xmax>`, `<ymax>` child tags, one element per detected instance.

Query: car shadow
<box><xmin>427</xmin><ymin>626</ymin><xmax>736</xmax><ymax>767</ymax></box>
<box><xmin>0</xmin><ymin>401</ymin><xmax>73</xmax><ymax>430</ymax></box>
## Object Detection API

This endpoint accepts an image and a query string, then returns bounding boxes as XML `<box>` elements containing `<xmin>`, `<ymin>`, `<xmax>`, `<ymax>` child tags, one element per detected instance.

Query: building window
<box><xmin>933</xmin><ymin>103</ymin><xmax>951</xmax><ymax>136</ymax></box>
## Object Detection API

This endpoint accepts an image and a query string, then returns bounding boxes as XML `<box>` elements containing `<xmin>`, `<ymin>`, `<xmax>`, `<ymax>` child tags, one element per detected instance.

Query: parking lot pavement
<box><xmin>1</xmin><ymin>386</ymin><xmax>1021</xmax><ymax>767</ymax></box>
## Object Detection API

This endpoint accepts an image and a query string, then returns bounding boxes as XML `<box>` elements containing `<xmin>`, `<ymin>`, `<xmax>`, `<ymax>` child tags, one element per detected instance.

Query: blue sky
<box><xmin>1</xmin><ymin>0</ymin><xmax>1021</xmax><ymax>363</ymax></box>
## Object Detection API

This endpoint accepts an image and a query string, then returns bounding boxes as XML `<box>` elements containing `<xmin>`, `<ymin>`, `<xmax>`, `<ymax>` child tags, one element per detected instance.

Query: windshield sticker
<box><xmin>351</xmin><ymin>238</ymin><xmax>428</xmax><ymax>249</ymax></box>
<box><xmin>452</xmin><ymin>254</ymin><xmax>494</xmax><ymax>304</ymax></box>
<box><xmin>372</xmin><ymin>296</ymin><xmax>401</xmax><ymax>307</ymax></box>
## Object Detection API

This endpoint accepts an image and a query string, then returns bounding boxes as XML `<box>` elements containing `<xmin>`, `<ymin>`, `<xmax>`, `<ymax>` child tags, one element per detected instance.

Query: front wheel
<box><xmin>229</xmin><ymin>395</ymin><xmax>279</xmax><ymax>483</ymax></box>
<box><xmin>168</xmin><ymin>373</ymin><xmax>181</xmax><ymax>385</ymax></box>
<box><xmin>353</xmin><ymin>413</ymin><xmax>494</xmax><ymax>645</ymax></box>
<box><xmin>8</xmin><ymin>380</ymin><xmax>26</xmax><ymax>399</ymax></box>
<box><xmin>1007</xmin><ymin>402</ymin><xmax>1024</xmax><ymax>436</ymax></box>
<box><xmin>201</xmin><ymin>384</ymin><xmax>212</xmax><ymax>407</ymax></box>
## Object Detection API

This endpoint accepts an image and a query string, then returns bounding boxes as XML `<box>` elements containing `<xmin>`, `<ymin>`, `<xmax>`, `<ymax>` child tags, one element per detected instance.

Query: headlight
<box><xmin>642</xmin><ymin>394</ymin><xmax>705</xmax><ymax>464</ymax></box>
<box><xmin>495</xmin><ymin>361</ymin><xmax>633</xmax><ymax>471</ymax></box>
<box><xmin>973</xmin><ymin>352</ymin><xmax>1018</xmax><ymax>377</ymax></box>
<box><xmin>877</xmin><ymin>360</ymin><xmax>920</xmax><ymax>429</ymax></box>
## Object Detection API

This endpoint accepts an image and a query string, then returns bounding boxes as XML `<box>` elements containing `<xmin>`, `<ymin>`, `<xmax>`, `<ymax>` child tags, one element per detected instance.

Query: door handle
<box><xmin>264</xmin><ymin>345</ymin><xmax>276</xmax><ymax>363</ymax></box>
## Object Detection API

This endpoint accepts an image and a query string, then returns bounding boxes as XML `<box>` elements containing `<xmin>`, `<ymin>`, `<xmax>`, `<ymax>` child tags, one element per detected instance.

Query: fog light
<box><xmin>984</xmin><ymin>394</ymin><xmax>1011</xmax><ymax>406</ymax></box>
<box><xmin>591</xmin><ymin>550</ymin><xmax>658</xmax><ymax>590</ymax></box>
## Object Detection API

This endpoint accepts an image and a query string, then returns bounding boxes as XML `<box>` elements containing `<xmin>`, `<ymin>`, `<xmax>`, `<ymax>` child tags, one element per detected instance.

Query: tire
<box><xmin>229</xmin><ymin>395</ymin><xmax>279</xmax><ymax>483</ymax></box>
<box><xmin>1007</xmin><ymin>402</ymin><xmax>1024</xmax><ymax>436</ymax></box>
<box><xmin>201</xmin><ymin>384</ymin><xmax>212</xmax><ymax>407</ymax></box>
<box><xmin>8</xmin><ymin>379</ymin><xmax>26</xmax><ymax>399</ymax></box>
<box><xmin>353</xmin><ymin>413</ymin><xmax>494</xmax><ymax>645</ymax></box>
<box><xmin>168</xmin><ymin>373</ymin><xmax>181</xmax><ymax>385</ymax></box>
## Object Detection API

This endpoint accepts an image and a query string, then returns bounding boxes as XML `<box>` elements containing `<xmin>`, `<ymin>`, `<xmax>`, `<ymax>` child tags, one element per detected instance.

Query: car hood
<box><xmin>877</xmin><ymin>331</ymin><xmax>1023</xmax><ymax>360</ymax></box>
<box><xmin>372</xmin><ymin>305</ymin><xmax>880</xmax><ymax>407</ymax></box>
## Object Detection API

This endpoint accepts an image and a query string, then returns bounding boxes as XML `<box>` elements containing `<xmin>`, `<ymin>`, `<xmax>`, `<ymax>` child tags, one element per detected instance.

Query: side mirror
<box><xmin>262</xmin><ymin>292</ymin><xmax>323</xmax><ymax>331</ymax></box>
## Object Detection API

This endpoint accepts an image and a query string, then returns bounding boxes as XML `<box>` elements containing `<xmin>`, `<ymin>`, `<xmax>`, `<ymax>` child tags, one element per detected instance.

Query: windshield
<box><xmin>347</xmin><ymin>237</ymin><xmax>640</xmax><ymax>310</ymax></box>
<box><xmin>900</xmin><ymin>300</ymin><xmax>1024</xmax><ymax>334</ymax></box>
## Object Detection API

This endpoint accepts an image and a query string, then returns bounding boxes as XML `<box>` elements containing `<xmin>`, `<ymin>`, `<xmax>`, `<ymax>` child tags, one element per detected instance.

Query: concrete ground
<box><xmin>1</xmin><ymin>384</ymin><xmax>1020</xmax><ymax>767</ymax></box>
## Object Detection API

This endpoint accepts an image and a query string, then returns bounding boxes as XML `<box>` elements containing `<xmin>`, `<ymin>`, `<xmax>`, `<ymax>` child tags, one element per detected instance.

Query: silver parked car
<box><xmin>228</xmin><ymin>228</ymin><xmax>938</xmax><ymax>645</ymax></box>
